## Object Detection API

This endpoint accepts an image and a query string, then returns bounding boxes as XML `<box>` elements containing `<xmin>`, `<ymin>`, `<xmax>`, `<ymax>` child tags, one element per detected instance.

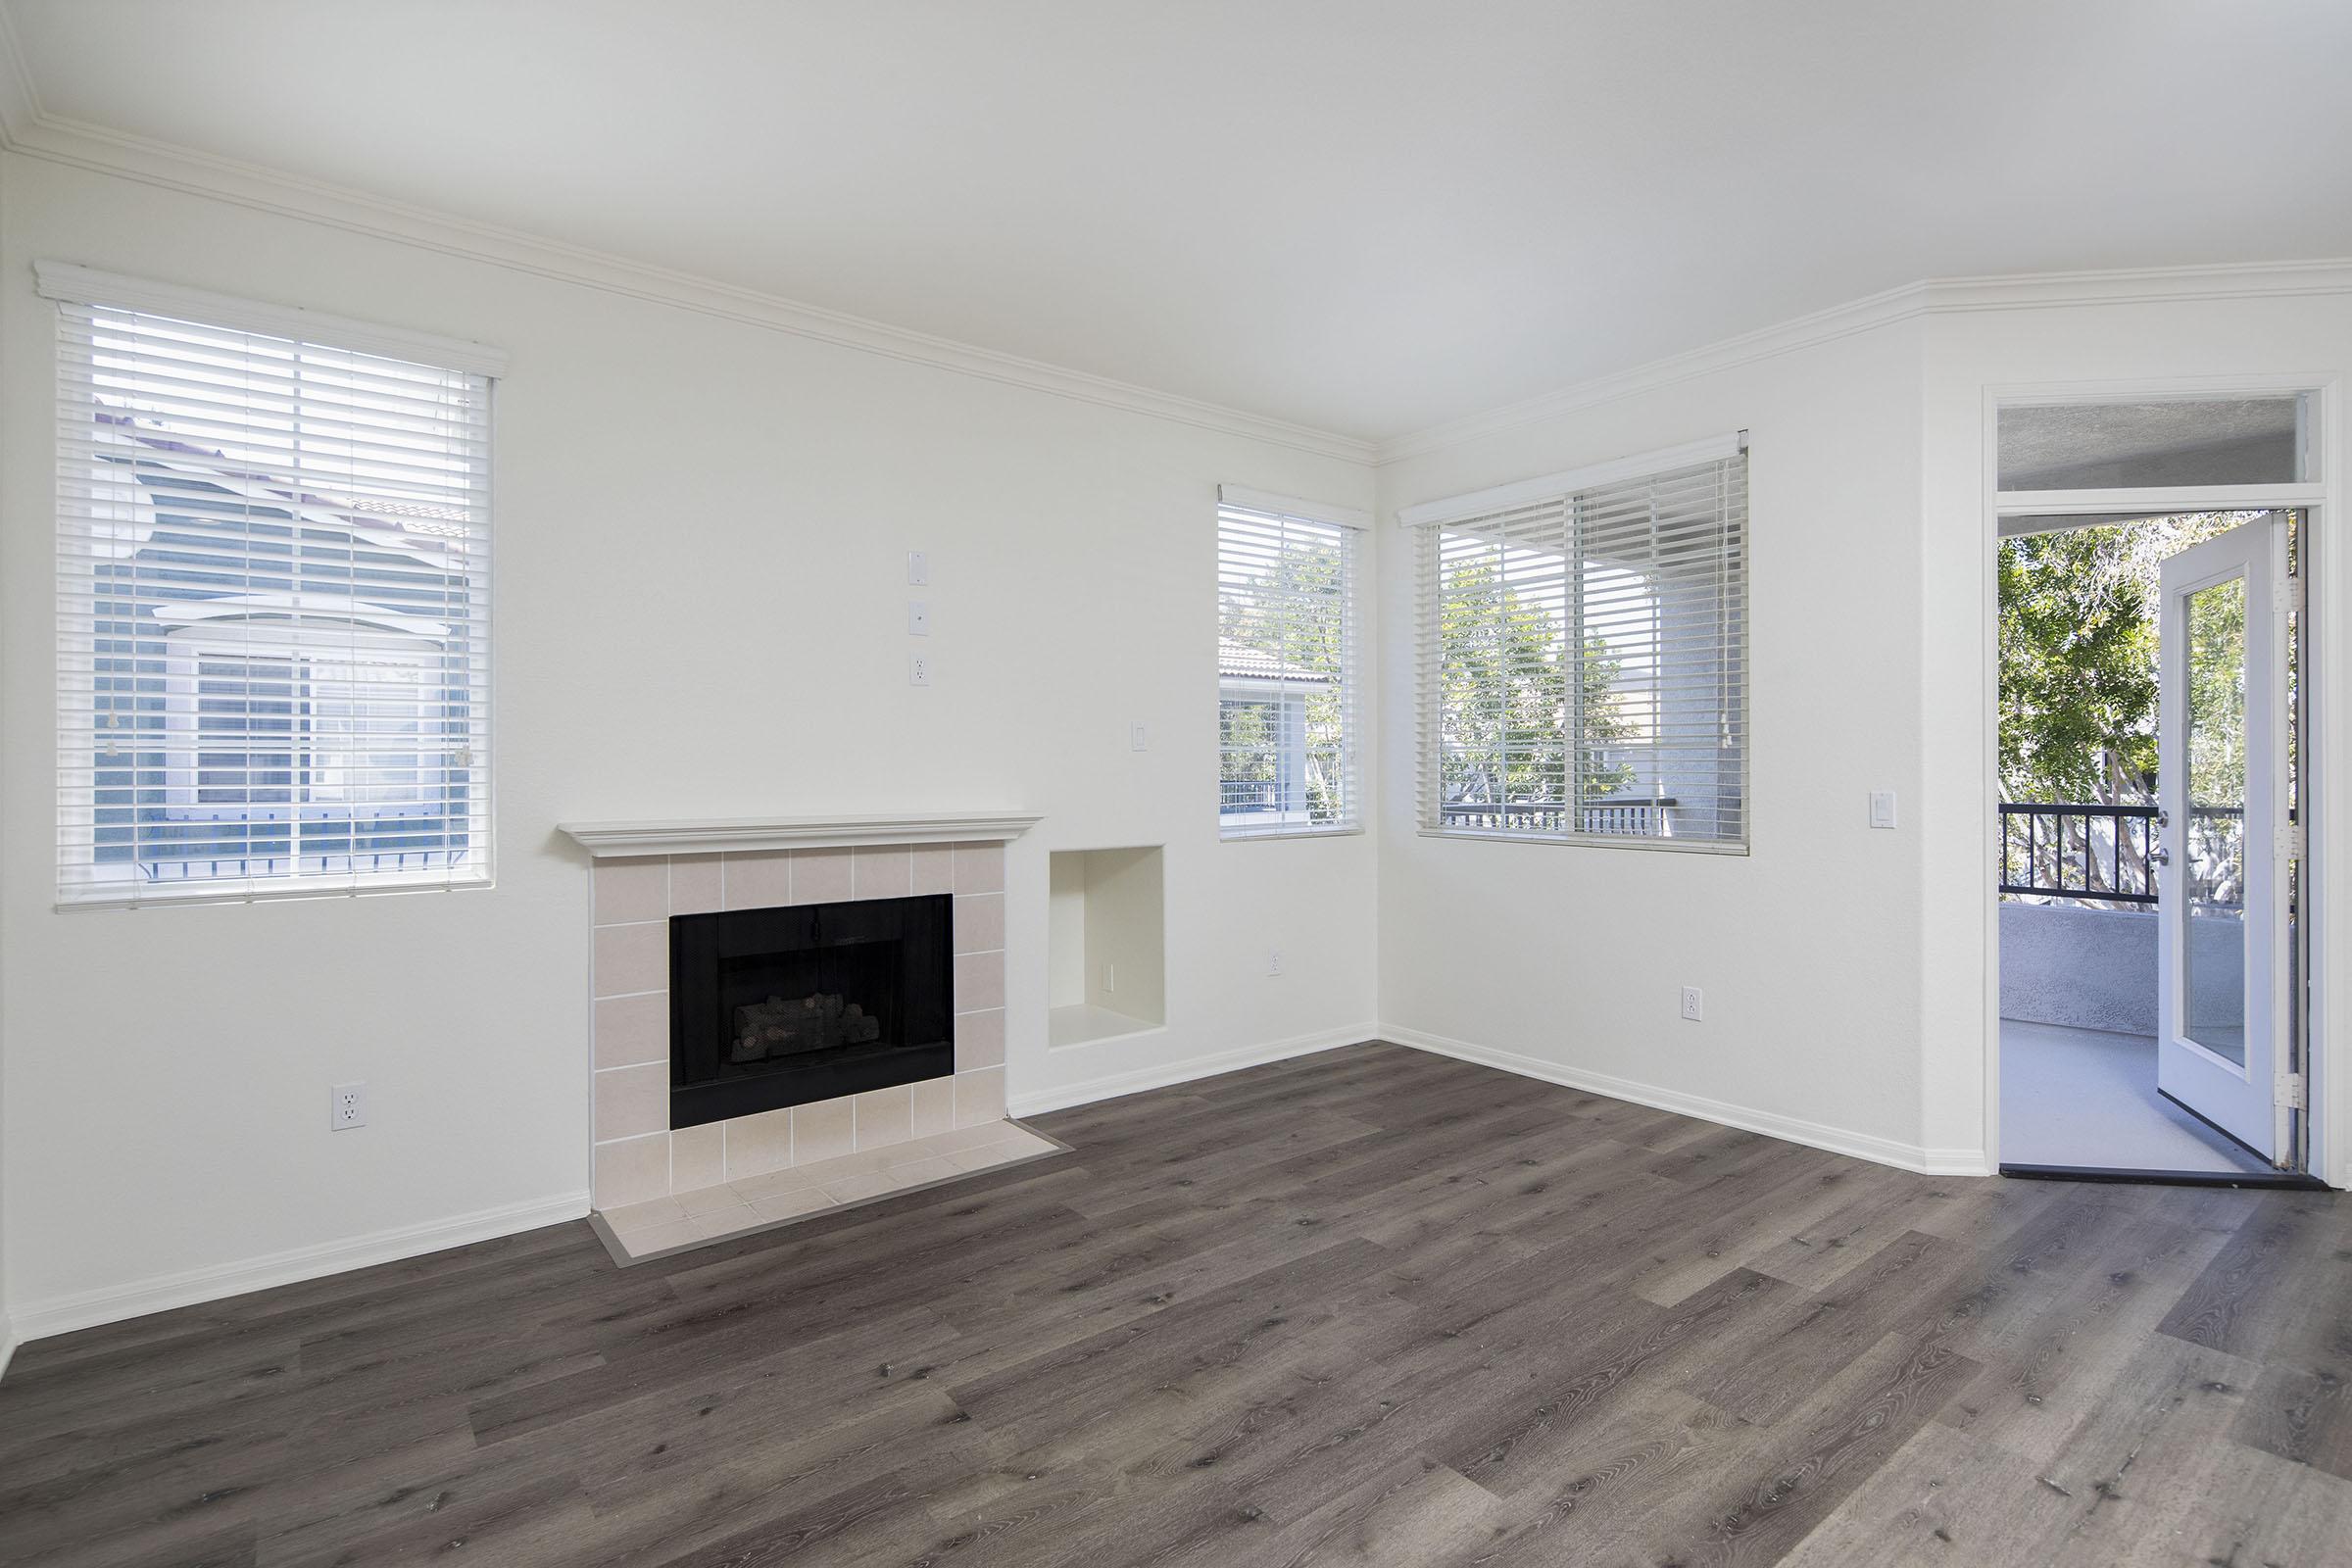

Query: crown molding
<box><xmin>0</xmin><ymin>20</ymin><xmax>1375</xmax><ymax>466</ymax></box>
<box><xmin>1377</xmin><ymin>258</ymin><xmax>2352</xmax><ymax>465</ymax></box>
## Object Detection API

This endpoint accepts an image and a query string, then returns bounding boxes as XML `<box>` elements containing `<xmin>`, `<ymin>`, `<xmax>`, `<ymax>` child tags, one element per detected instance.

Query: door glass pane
<box><xmin>1999</xmin><ymin>396</ymin><xmax>2308</xmax><ymax>490</ymax></box>
<box><xmin>2182</xmin><ymin>574</ymin><xmax>2248</xmax><ymax>1066</ymax></box>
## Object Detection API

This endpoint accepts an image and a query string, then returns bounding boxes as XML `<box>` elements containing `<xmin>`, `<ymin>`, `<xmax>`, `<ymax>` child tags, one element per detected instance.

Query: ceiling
<box><xmin>9</xmin><ymin>1</ymin><xmax>2351</xmax><ymax>444</ymax></box>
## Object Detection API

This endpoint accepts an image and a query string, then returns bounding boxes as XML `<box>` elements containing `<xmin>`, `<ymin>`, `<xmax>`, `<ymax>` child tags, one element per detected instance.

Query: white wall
<box><xmin>0</xmin><ymin>154</ymin><xmax>1378</xmax><ymax>1330</ymax></box>
<box><xmin>1374</xmin><ymin>320</ymin><xmax>1941</xmax><ymax>1168</ymax></box>
<box><xmin>1375</xmin><ymin>283</ymin><xmax>2352</xmax><ymax>1185</ymax></box>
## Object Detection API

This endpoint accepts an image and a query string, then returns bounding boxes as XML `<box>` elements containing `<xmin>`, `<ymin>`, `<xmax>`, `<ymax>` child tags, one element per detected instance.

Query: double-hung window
<box><xmin>1406</xmin><ymin>435</ymin><xmax>1748</xmax><ymax>850</ymax></box>
<box><xmin>45</xmin><ymin>265</ymin><xmax>501</xmax><ymax>906</ymax></box>
<box><xmin>1216</xmin><ymin>486</ymin><xmax>1365</xmax><ymax>837</ymax></box>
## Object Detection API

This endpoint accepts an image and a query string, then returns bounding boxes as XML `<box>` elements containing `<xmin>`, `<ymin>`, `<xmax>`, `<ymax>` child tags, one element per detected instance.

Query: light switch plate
<box><xmin>1869</xmin><ymin>790</ymin><xmax>1897</xmax><ymax>829</ymax></box>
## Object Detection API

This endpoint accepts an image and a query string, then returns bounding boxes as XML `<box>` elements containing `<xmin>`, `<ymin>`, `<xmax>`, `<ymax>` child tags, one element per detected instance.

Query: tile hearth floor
<box><xmin>590</xmin><ymin>1118</ymin><xmax>1064</xmax><ymax>1261</ymax></box>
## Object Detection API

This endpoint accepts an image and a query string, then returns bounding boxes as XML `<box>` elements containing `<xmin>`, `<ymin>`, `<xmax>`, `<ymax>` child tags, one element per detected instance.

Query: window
<box><xmin>1407</xmin><ymin>436</ymin><xmax>1747</xmax><ymax>850</ymax></box>
<box><xmin>45</xmin><ymin>265</ymin><xmax>499</xmax><ymax>906</ymax></box>
<box><xmin>1216</xmin><ymin>486</ymin><xmax>1365</xmax><ymax>837</ymax></box>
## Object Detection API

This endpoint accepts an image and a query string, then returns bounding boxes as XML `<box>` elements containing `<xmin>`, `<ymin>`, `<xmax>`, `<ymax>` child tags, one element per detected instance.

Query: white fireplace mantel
<box><xmin>558</xmin><ymin>809</ymin><xmax>1042</xmax><ymax>858</ymax></box>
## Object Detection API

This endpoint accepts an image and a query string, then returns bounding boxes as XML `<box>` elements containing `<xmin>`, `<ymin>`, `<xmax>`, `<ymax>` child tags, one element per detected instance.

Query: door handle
<box><xmin>2148</xmin><ymin>846</ymin><xmax>2172</xmax><ymax>865</ymax></box>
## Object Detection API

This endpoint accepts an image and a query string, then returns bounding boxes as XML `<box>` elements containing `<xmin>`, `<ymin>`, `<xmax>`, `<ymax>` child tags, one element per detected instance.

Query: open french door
<box><xmin>2154</xmin><ymin>516</ymin><xmax>2291</xmax><ymax>1163</ymax></box>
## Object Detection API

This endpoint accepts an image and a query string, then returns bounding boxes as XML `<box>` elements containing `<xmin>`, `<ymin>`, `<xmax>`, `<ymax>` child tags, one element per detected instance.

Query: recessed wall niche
<box><xmin>1047</xmin><ymin>846</ymin><xmax>1165</xmax><ymax>1047</ymax></box>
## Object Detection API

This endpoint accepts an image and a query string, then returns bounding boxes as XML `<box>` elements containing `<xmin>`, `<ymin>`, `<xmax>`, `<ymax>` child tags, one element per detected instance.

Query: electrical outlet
<box><xmin>907</xmin><ymin>550</ymin><xmax>929</xmax><ymax>585</ymax></box>
<box><xmin>909</xmin><ymin>653</ymin><xmax>931</xmax><ymax>686</ymax></box>
<box><xmin>1268</xmin><ymin>949</ymin><xmax>1286</xmax><ymax>977</ymax></box>
<box><xmin>907</xmin><ymin>600</ymin><xmax>930</xmax><ymax>636</ymax></box>
<box><xmin>1131</xmin><ymin>722</ymin><xmax>1150</xmax><ymax>752</ymax></box>
<box><xmin>1679</xmin><ymin>986</ymin><xmax>1704</xmax><ymax>1022</ymax></box>
<box><xmin>330</xmin><ymin>1081</ymin><xmax>368</xmax><ymax>1130</ymax></box>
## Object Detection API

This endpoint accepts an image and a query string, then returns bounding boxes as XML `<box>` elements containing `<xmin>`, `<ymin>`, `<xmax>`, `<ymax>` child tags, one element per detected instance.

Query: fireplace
<box><xmin>669</xmin><ymin>894</ymin><xmax>954</xmax><ymax>1129</ymax></box>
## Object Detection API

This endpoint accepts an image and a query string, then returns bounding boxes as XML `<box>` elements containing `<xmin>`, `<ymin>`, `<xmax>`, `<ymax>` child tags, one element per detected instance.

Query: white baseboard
<box><xmin>1382</xmin><ymin>1025</ymin><xmax>1992</xmax><ymax>1178</ymax></box>
<box><xmin>0</xmin><ymin>1306</ymin><xmax>17</xmax><ymax>1383</ymax></box>
<box><xmin>1007</xmin><ymin>1022</ymin><xmax>1377</xmax><ymax>1119</ymax></box>
<box><xmin>7</xmin><ymin>1190</ymin><xmax>592</xmax><ymax>1348</ymax></box>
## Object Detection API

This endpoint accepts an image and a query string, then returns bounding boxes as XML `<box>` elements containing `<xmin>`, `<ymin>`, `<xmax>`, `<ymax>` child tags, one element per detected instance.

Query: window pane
<box><xmin>1998</xmin><ymin>397</ymin><xmax>2308</xmax><ymax>491</ymax></box>
<box><xmin>2181</xmin><ymin>574</ymin><xmax>2249</xmax><ymax>1066</ymax></box>
<box><xmin>1418</xmin><ymin>452</ymin><xmax>1745</xmax><ymax>849</ymax></box>
<box><xmin>55</xmin><ymin>294</ymin><xmax>492</xmax><ymax>903</ymax></box>
<box><xmin>1217</xmin><ymin>504</ymin><xmax>1357</xmax><ymax>836</ymax></box>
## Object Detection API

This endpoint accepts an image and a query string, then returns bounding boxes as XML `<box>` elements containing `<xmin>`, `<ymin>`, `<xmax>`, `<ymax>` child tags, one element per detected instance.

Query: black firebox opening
<box><xmin>670</xmin><ymin>894</ymin><xmax>953</xmax><ymax>1129</ymax></box>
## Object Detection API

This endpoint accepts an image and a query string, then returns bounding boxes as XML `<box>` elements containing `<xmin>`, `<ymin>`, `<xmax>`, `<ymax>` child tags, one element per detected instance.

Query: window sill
<box><xmin>1417</xmin><ymin>827</ymin><xmax>1748</xmax><ymax>857</ymax></box>
<box><xmin>57</xmin><ymin>867</ymin><xmax>493</xmax><ymax>912</ymax></box>
<box><xmin>1219</xmin><ymin>824</ymin><xmax>1366</xmax><ymax>843</ymax></box>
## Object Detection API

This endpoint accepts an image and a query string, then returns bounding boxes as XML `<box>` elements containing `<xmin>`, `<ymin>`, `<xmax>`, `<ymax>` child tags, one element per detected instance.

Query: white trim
<box><xmin>6</xmin><ymin>1190</ymin><xmax>591</xmax><ymax>1343</ymax></box>
<box><xmin>0</xmin><ymin>34</ymin><xmax>1373</xmax><ymax>464</ymax></box>
<box><xmin>1216</xmin><ymin>485</ymin><xmax>1372</xmax><ymax>531</ymax></box>
<box><xmin>1381</xmin><ymin>1024</ymin><xmax>1992</xmax><ymax>1177</ymax></box>
<box><xmin>1978</xmin><ymin>375</ymin><xmax>2346</xmax><ymax>1188</ymax></box>
<box><xmin>1006</xmin><ymin>1023</ymin><xmax>1373</xmax><ymax>1117</ymax></box>
<box><xmin>559</xmin><ymin>810</ymin><xmax>1042</xmax><ymax>858</ymax></box>
<box><xmin>0</xmin><ymin>1308</ymin><xmax>17</xmax><ymax>1383</ymax></box>
<box><xmin>33</xmin><ymin>260</ymin><xmax>510</xmax><ymax>376</ymax></box>
<box><xmin>1395</xmin><ymin>431</ymin><xmax>1746</xmax><ymax>527</ymax></box>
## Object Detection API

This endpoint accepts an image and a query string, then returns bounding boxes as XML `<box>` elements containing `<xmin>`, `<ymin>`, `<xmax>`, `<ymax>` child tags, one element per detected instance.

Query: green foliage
<box><xmin>1997</xmin><ymin>513</ymin><xmax>2249</xmax><ymax>803</ymax></box>
<box><xmin>1436</xmin><ymin>559</ymin><xmax>1634</xmax><ymax>805</ymax></box>
<box><xmin>1997</xmin><ymin>529</ymin><xmax>2156</xmax><ymax>801</ymax></box>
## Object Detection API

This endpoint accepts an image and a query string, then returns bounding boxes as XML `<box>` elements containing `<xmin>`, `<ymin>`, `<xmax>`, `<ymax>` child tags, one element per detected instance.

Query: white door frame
<box><xmin>1978</xmin><ymin>373</ymin><xmax>2341</xmax><ymax>1182</ymax></box>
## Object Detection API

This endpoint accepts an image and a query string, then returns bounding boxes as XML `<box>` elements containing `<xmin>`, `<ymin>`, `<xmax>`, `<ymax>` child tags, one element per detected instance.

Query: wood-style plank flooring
<box><xmin>4</xmin><ymin>1043</ymin><xmax>2349</xmax><ymax>1566</ymax></box>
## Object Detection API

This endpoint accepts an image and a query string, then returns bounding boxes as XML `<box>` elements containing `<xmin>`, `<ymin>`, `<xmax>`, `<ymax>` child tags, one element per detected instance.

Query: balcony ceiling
<box><xmin>8</xmin><ymin>0</ymin><xmax>2352</xmax><ymax>443</ymax></box>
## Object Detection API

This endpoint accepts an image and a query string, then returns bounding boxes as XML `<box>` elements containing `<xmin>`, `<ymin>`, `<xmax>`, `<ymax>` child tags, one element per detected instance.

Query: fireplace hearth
<box><xmin>669</xmin><ymin>894</ymin><xmax>953</xmax><ymax>1129</ymax></box>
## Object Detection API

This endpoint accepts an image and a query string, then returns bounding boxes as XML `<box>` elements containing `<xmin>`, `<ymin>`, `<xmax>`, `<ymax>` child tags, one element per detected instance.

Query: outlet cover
<box><xmin>909</xmin><ymin>653</ymin><xmax>931</xmax><ymax>686</ymax></box>
<box><xmin>330</xmin><ymin>1081</ymin><xmax>368</xmax><ymax>1130</ymax></box>
<box><xmin>906</xmin><ymin>550</ymin><xmax>929</xmax><ymax>585</ymax></box>
<box><xmin>1679</xmin><ymin>986</ymin><xmax>1704</xmax><ymax>1022</ymax></box>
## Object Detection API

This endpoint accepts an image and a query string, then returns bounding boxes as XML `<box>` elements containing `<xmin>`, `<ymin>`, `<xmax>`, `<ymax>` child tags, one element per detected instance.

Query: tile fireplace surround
<box><xmin>563</xmin><ymin>813</ymin><xmax>1038</xmax><ymax>1211</ymax></box>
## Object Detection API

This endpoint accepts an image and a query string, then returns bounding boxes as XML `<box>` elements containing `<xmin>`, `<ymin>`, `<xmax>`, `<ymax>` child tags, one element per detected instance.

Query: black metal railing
<box><xmin>1999</xmin><ymin>802</ymin><xmax>2158</xmax><ymax>904</ymax></box>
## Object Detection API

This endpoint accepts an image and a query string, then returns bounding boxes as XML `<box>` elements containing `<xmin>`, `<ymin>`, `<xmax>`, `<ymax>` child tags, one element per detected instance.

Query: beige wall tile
<box><xmin>594</xmin><ymin>857</ymin><xmax>668</xmax><ymax>925</ymax></box>
<box><xmin>953</xmin><ymin>841</ymin><xmax>1004</xmax><ymax>894</ymax></box>
<box><xmin>955</xmin><ymin>1008</ymin><xmax>1005</xmax><ymax>1071</ymax></box>
<box><xmin>669</xmin><ymin>854</ymin><xmax>723</xmax><ymax>914</ymax></box>
<box><xmin>909</xmin><ymin>845</ymin><xmax>955</xmax><ymax>895</ymax></box>
<box><xmin>723</xmin><ymin>851</ymin><xmax>792</xmax><ymax>909</ymax></box>
<box><xmin>594</xmin><ymin>992</ymin><xmax>668</xmax><ymax>1069</ymax></box>
<box><xmin>725</xmin><ymin>1107</ymin><xmax>793</xmax><ymax>1179</ymax></box>
<box><xmin>594</xmin><ymin>922</ymin><xmax>667</xmax><ymax>998</ymax></box>
<box><xmin>908</xmin><ymin>1077</ymin><xmax>956</xmax><ymax>1139</ymax></box>
<box><xmin>954</xmin><ymin>1066</ymin><xmax>1006</xmax><ymax>1128</ymax></box>
<box><xmin>954</xmin><ymin>951</ymin><xmax>1005</xmax><ymax>1012</ymax></box>
<box><xmin>953</xmin><ymin>893</ymin><xmax>1004</xmax><ymax>954</ymax></box>
<box><xmin>794</xmin><ymin>1096</ymin><xmax>856</xmax><ymax>1163</ymax></box>
<box><xmin>595</xmin><ymin>1062</ymin><xmax>667</xmax><ymax>1142</ymax></box>
<box><xmin>855</xmin><ymin>1085</ymin><xmax>912</xmax><ymax>1150</ymax></box>
<box><xmin>594</xmin><ymin>1133</ymin><xmax>669</xmax><ymax>1208</ymax></box>
<box><xmin>853</xmin><ymin>846</ymin><xmax>911</xmax><ymax>900</ymax></box>
<box><xmin>791</xmin><ymin>848</ymin><xmax>853</xmax><ymax>905</ymax></box>
<box><xmin>671</xmin><ymin>1123</ymin><xmax>725</xmax><ymax>1192</ymax></box>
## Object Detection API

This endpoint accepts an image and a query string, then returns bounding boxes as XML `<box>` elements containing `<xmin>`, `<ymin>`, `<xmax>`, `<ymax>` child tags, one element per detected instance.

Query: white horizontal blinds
<box><xmin>55</xmin><ymin>294</ymin><xmax>493</xmax><ymax>905</ymax></box>
<box><xmin>1216</xmin><ymin>500</ymin><xmax>1359</xmax><ymax>836</ymax></box>
<box><xmin>1416</xmin><ymin>444</ymin><xmax>1746</xmax><ymax>847</ymax></box>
